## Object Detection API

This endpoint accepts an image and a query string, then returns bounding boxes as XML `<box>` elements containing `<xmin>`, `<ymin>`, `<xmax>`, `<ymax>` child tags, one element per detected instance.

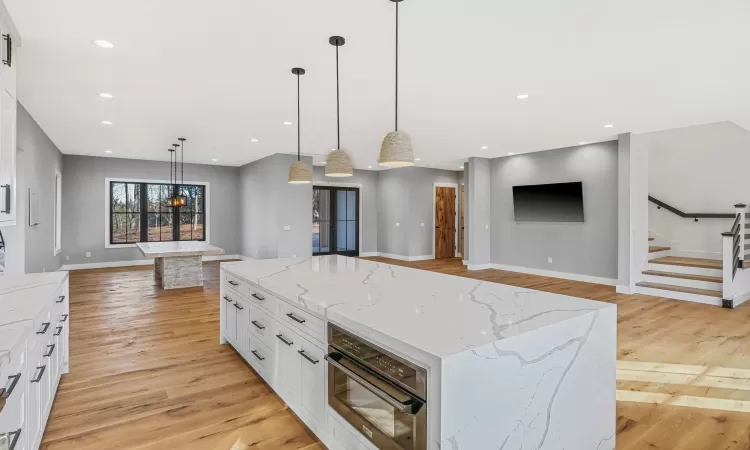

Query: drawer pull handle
<box><xmin>286</xmin><ymin>312</ymin><xmax>306</xmax><ymax>324</ymax></box>
<box><xmin>298</xmin><ymin>350</ymin><xmax>319</xmax><ymax>365</ymax></box>
<box><xmin>0</xmin><ymin>374</ymin><xmax>21</xmax><ymax>400</ymax></box>
<box><xmin>251</xmin><ymin>293</ymin><xmax>265</xmax><ymax>301</ymax></box>
<box><xmin>276</xmin><ymin>334</ymin><xmax>293</xmax><ymax>346</ymax></box>
<box><xmin>61</xmin><ymin>314</ymin><xmax>69</xmax><ymax>322</ymax></box>
<box><xmin>31</xmin><ymin>365</ymin><xmax>46</xmax><ymax>383</ymax></box>
<box><xmin>251</xmin><ymin>350</ymin><xmax>265</xmax><ymax>361</ymax></box>
<box><xmin>251</xmin><ymin>320</ymin><xmax>265</xmax><ymax>330</ymax></box>
<box><xmin>234</xmin><ymin>303</ymin><xmax>244</xmax><ymax>311</ymax></box>
<box><xmin>44</xmin><ymin>344</ymin><xmax>56</xmax><ymax>358</ymax></box>
<box><xmin>54</xmin><ymin>326</ymin><xmax>63</xmax><ymax>336</ymax></box>
<box><xmin>223</xmin><ymin>295</ymin><xmax>233</xmax><ymax>302</ymax></box>
<box><xmin>37</xmin><ymin>322</ymin><xmax>51</xmax><ymax>334</ymax></box>
<box><xmin>2</xmin><ymin>429</ymin><xmax>21</xmax><ymax>450</ymax></box>
<box><xmin>228</xmin><ymin>280</ymin><xmax>239</xmax><ymax>286</ymax></box>
<box><xmin>56</xmin><ymin>295</ymin><xmax>66</xmax><ymax>303</ymax></box>
<box><xmin>1</xmin><ymin>184</ymin><xmax>10</xmax><ymax>214</ymax></box>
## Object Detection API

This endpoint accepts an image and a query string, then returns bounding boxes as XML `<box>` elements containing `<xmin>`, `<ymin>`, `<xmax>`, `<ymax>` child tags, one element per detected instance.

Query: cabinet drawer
<box><xmin>224</xmin><ymin>276</ymin><xmax>276</xmax><ymax>313</ymax></box>
<box><xmin>246</xmin><ymin>335</ymin><xmax>274</xmax><ymax>380</ymax></box>
<box><xmin>330</xmin><ymin>414</ymin><xmax>369</xmax><ymax>450</ymax></box>
<box><xmin>0</xmin><ymin>345</ymin><xmax>25</xmax><ymax>424</ymax></box>
<box><xmin>247</xmin><ymin>305</ymin><xmax>275</xmax><ymax>351</ymax></box>
<box><xmin>276</xmin><ymin>301</ymin><xmax>325</xmax><ymax>344</ymax></box>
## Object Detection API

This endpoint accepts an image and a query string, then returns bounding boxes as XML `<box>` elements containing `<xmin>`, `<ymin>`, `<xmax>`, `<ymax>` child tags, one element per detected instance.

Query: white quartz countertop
<box><xmin>136</xmin><ymin>241</ymin><xmax>225</xmax><ymax>258</ymax></box>
<box><xmin>0</xmin><ymin>272</ymin><xmax>69</xmax><ymax>364</ymax></box>
<box><xmin>222</xmin><ymin>256</ymin><xmax>615</xmax><ymax>359</ymax></box>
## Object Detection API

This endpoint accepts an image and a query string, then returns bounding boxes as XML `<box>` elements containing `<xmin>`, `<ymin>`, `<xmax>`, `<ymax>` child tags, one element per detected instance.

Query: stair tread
<box><xmin>649</xmin><ymin>246</ymin><xmax>671</xmax><ymax>253</ymax></box>
<box><xmin>642</xmin><ymin>270</ymin><xmax>722</xmax><ymax>284</ymax></box>
<box><xmin>636</xmin><ymin>282</ymin><xmax>723</xmax><ymax>298</ymax></box>
<box><xmin>650</xmin><ymin>256</ymin><xmax>722</xmax><ymax>269</ymax></box>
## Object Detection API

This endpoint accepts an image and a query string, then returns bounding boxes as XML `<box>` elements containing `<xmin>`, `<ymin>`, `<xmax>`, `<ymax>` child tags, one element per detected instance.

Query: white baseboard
<box><xmin>734</xmin><ymin>290</ymin><xmax>750</xmax><ymax>307</ymax></box>
<box><xmin>462</xmin><ymin>260</ymin><xmax>468</xmax><ymax>266</ymax></box>
<box><xmin>60</xmin><ymin>254</ymin><xmax>242</xmax><ymax>271</ymax></box>
<box><xmin>359</xmin><ymin>252</ymin><xmax>379</xmax><ymax>258</ymax></box>
<box><xmin>491</xmin><ymin>264</ymin><xmax>618</xmax><ymax>286</ymax></box>
<box><xmin>375</xmin><ymin>253</ymin><xmax>433</xmax><ymax>262</ymax></box>
<box><xmin>468</xmin><ymin>263</ymin><xmax>491</xmax><ymax>271</ymax></box>
<box><xmin>616</xmin><ymin>285</ymin><xmax>632</xmax><ymax>294</ymax></box>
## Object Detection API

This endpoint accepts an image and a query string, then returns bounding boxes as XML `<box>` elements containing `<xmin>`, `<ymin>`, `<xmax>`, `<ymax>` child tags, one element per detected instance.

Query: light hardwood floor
<box><xmin>42</xmin><ymin>258</ymin><xmax>750</xmax><ymax>449</ymax></box>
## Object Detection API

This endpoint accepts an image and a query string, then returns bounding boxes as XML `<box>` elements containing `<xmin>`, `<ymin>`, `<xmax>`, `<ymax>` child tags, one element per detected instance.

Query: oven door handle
<box><xmin>325</xmin><ymin>353</ymin><xmax>422</xmax><ymax>415</ymax></box>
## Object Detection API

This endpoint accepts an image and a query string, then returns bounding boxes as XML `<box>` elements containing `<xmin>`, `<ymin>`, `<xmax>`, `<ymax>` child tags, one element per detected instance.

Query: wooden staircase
<box><xmin>636</xmin><ymin>248</ymin><xmax>723</xmax><ymax>305</ymax></box>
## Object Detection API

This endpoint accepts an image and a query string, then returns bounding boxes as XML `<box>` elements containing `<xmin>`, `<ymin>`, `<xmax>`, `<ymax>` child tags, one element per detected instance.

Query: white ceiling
<box><xmin>6</xmin><ymin>0</ymin><xmax>750</xmax><ymax>170</ymax></box>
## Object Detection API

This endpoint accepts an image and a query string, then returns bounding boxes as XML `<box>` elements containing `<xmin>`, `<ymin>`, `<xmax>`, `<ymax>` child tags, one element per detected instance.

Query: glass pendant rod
<box><xmin>336</xmin><ymin>42</ymin><xmax>340</xmax><ymax>149</ymax></box>
<box><xmin>178</xmin><ymin>138</ymin><xmax>186</xmax><ymax>184</ymax></box>
<box><xmin>395</xmin><ymin>0</ymin><xmax>399</xmax><ymax>132</ymax></box>
<box><xmin>297</xmin><ymin>71</ymin><xmax>301</xmax><ymax>161</ymax></box>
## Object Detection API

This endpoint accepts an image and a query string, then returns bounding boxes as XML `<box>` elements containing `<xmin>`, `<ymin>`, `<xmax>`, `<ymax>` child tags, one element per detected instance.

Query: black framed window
<box><xmin>110</xmin><ymin>181</ymin><xmax>206</xmax><ymax>245</ymax></box>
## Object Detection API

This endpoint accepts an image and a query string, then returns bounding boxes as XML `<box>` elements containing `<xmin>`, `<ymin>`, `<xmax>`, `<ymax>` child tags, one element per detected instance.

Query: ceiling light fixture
<box><xmin>579</xmin><ymin>142</ymin><xmax>586</xmax><ymax>145</ymax></box>
<box><xmin>284</xmin><ymin>121</ymin><xmax>293</xmax><ymax>126</ymax></box>
<box><xmin>379</xmin><ymin>0</ymin><xmax>414</xmax><ymax>168</ymax></box>
<box><xmin>604</xmin><ymin>124</ymin><xmax>614</xmax><ymax>128</ymax></box>
<box><xmin>516</xmin><ymin>94</ymin><xmax>529</xmax><ymax>99</ymax></box>
<box><xmin>415</xmin><ymin>158</ymin><xmax>421</xmax><ymax>161</ymax></box>
<box><xmin>212</xmin><ymin>159</ymin><xmax>218</xmax><ymax>162</ymax></box>
<box><xmin>169</xmin><ymin>139</ymin><xmax>188</xmax><ymax>208</ymax></box>
<box><xmin>94</xmin><ymin>40</ymin><xmax>114</xmax><ymax>48</ymax></box>
<box><xmin>326</xmin><ymin>36</ymin><xmax>354</xmax><ymax>178</ymax></box>
<box><xmin>250</xmin><ymin>138</ymin><xmax>259</xmax><ymax>142</ymax></box>
<box><xmin>98</xmin><ymin>93</ymin><xmax>113</xmax><ymax>99</ymax></box>
<box><xmin>104</xmin><ymin>150</ymin><xmax>113</xmax><ymax>154</ymax></box>
<box><xmin>101</xmin><ymin>120</ymin><xmax>113</xmax><ymax>125</ymax></box>
<box><xmin>368</xmin><ymin>165</ymin><xmax>373</xmax><ymax>169</ymax></box>
<box><xmin>288</xmin><ymin>68</ymin><xmax>312</xmax><ymax>184</ymax></box>
<box><xmin>480</xmin><ymin>146</ymin><xmax>488</xmax><ymax>150</ymax></box>
<box><xmin>459</xmin><ymin>165</ymin><xmax>464</xmax><ymax>169</ymax></box>
<box><xmin>508</xmin><ymin>152</ymin><xmax>516</xmax><ymax>155</ymax></box>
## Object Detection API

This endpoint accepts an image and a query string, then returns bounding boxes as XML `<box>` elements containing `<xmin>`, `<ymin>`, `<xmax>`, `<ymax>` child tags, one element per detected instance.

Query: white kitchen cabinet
<box><xmin>298</xmin><ymin>333</ymin><xmax>326</xmax><ymax>426</ymax></box>
<box><xmin>25</xmin><ymin>353</ymin><xmax>42</xmax><ymax>450</ymax></box>
<box><xmin>273</xmin><ymin>320</ymin><xmax>301</xmax><ymax>406</ymax></box>
<box><xmin>0</xmin><ymin>18</ymin><xmax>17</xmax><ymax>227</ymax></box>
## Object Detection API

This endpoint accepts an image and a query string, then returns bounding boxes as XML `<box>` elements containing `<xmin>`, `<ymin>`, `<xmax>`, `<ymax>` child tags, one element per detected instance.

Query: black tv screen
<box><xmin>512</xmin><ymin>182</ymin><xmax>584</xmax><ymax>222</ymax></box>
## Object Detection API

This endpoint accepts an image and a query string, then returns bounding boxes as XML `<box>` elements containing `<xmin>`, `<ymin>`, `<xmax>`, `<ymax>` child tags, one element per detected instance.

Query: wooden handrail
<box><xmin>649</xmin><ymin>196</ymin><xmax>736</xmax><ymax>220</ymax></box>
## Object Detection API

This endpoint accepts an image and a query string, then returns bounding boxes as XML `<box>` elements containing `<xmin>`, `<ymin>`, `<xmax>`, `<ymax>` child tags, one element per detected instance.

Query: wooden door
<box><xmin>435</xmin><ymin>187</ymin><xmax>456</xmax><ymax>259</ymax></box>
<box><xmin>461</xmin><ymin>185</ymin><xmax>465</xmax><ymax>259</ymax></box>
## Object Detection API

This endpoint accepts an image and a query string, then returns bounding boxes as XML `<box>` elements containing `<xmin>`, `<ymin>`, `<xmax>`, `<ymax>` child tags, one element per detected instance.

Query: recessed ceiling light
<box><xmin>283</xmin><ymin>121</ymin><xmax>293</xmax><ymax>126</ymax></box>
<box><xmin>98</xmin><ymin>93</ymin><xmax>113</xmax><ymax>99</ymax></box>
<box><xmin>603</xmin><ymin>124</ymin><xmax>614</xmax><ymax>128</ymax></box>
<box><xmin>104</xmin><ymin>150</ymin><xmax>112</xmax><ymax>154</ymax></box>
<box><xmin>516</xmin><ymin>94</ymin><xmax>529</xmax><ymax>99</ymax></box>
<box><xmin>94</xmin><ymin>40</ymin><xmax>114</xmax><ymax>49</ymax></box>
<box><xmin>480</xmin><ymin>146</ymin><xmax>488</xmax><ymax>150</ymax></box>
<box><xmin>415</xmin><ymin>158</ymin><xmax>421</xmax><ymax>161</ymax></box>
<box><xmin>101</xmin><ymin>120</ymin><xmax>113</xmax><ymax>125</ymax></box>
<box><xmin>459</xmin><ymin>165</ymin><xmax>464</xmax><ymax>169</ymax></box>
<box><xmin>250</xmin><ymin>138</ymin><xmax>258</xmax><ymax>142</ymax></box>
<box><xmin>368</xmin><ymin>165</ymin><xmax>373</xmax><ymax>169</ymax></box>
<box><xmin>508</xmin><ymin>152</ymin><xmax>516</xmax><ymax>155</ymax></box>
<box><xmin>579</xmin><ymin>141</ymin><xmax>586</xmax><ymax>145</ymax></box>
<box><xmin>212</xmin><ymin>159</ymin><xmax>218</xmax><ymax>162</ymax></box>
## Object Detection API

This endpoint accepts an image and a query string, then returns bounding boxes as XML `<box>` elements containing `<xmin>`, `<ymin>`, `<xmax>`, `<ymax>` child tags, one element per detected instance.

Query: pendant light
<box><xmin>379</xmin><ymin>0</ymin><xmax>414</xmax><ymax>168</ymax></box>
<box><xmin>176</xmin><ymin>138</ymin><xmax>187</xmax><ymax>207</ymax></box>
<box><xmin>325</xmin><ymin>36</ymin><xmax>353</xmax><ymax>177</ymax></box>
<box><xmin>169</xmin><ymin>144</ymin><xmax>183</xmax><ymax>207</ymax></box>
<box><xmin>288</xmin><ymin>67</ymin><xmax>313</xmax><ymax>184</ymax></box>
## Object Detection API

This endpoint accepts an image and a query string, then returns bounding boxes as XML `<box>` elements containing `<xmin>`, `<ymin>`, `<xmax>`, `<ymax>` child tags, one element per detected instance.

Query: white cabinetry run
<box><xmin>0</xmin><ymin>6</ymin><xmax>19</xmax><ymax>227</ymax></box>
<box><xmin>0</xmin><ymin>272</ymin><xmax>70</xmax><ymax>450</ymax></box>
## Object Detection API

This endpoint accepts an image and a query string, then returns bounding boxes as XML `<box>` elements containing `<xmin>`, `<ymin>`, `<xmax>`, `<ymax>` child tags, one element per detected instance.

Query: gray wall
<box><xmin>61</xmin><ymin>155</ymin><xmax>241</xmax><ymax>265</ymax></box>
<box><xmin>239</xmin><ymin>154</ymin><xmax>312</xmax><ymax>259</ymax></box>
<box><xmin>18</xmin><ymin>104</ymin><xmax>64</xmax><ymax>273</ymax></box>
<box><xmin>617</xmin><ymin>134</ymin><xmax>631</xmax><ymax>287</ymax></box>
<box><xmin>377</xmin><ymin>166</ymin><xmax>460</xmax><ymax>258</ymax></box>
<box><xmin>313</xmin><ymin>167</ymin><xmax>379</xmax><ymax>254</ymax></box>
<box><xmin>489</xmin><ymin>142</ymin><xmax>619</xmax><ymax>279</ymax></box>
<box><xmin>468</xmin><ymin>158</ymin><xmax>491</xmax><ymax>266</ymax></box>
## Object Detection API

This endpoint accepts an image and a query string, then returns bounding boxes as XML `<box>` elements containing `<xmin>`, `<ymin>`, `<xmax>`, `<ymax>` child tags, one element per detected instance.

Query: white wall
<box><xmin>648</xmin><ymin>121</ymin><xmax>747</xmax><ymax>257</ymax></box>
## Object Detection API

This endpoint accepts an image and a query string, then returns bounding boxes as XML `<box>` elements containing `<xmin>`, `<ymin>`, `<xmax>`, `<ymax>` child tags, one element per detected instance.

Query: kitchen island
<box><xmin>220</xmin><ymin>256</ymin><xmax>616</xmax><ymax>450</ymax></box>
<box><xmin>136</xmin><ymin>241</ymin><xmax>225</xmax><ymax>289</ymax></box>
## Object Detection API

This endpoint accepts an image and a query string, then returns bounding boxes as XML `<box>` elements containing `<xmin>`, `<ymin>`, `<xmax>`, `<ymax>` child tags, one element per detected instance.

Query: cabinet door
<box><xmin>234</xmin><ymin>300</ymin><xmax>249</xmax><ymax>354</ymax></box>
<box><xmin>226</xmin><ymin>302</ymin><xmax>237</xmax><ymax>343</ymax></box>
<box><xmin>274</xmin><ymin>321</ymin><xmax>301</xmax><ymax>406</ymax></box>
<box><xmin>298</xmin><ymin>335</ymin><xmax>326</xmax><ymax>425</ymax></box>
<box><xmin>26</xmin><ymin>355</ymin><xmax>43</xmax><ymax>450</ymax></box>
<box><xmin>0</xmin><ymin>74</ymin><xmax>16</xmax><ymax>225</ymax></box>
<box><xmin>44</xmin><ymin>338</ymin><xmax>59</xmax><ymax>390</ymax></box>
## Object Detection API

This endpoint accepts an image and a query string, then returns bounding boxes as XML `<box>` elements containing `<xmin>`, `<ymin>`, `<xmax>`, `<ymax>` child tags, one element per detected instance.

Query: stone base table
<box><xmin>136</xmin><ymin>242</ymin><xmax>225</xmax><ymax>289</ymax></box>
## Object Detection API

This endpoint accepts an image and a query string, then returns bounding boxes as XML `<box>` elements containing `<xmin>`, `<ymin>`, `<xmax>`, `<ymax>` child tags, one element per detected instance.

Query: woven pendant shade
<box><xmin>379</xmin><ymin>130</ymin><xmax>414</xmax><ymax>167</ymax></box>
<box><xmin>288</xmin><ymin>160</ymin><xmax>312</xmax><ymax>184</ymax></box>
<box><xmin>325</xmin><ymin>149</ymin><xmax>353</xmax><ymax>177</ymax></box>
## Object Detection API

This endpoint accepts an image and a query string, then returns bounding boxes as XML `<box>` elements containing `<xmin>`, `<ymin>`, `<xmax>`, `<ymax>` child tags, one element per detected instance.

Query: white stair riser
<box><xmin>647</xmin><ymin>263</ymin><xmax>722</xmax><ymax>278</ymax></box>
<box><xmin>640</xmin><ymin>274</ymin><xmax>722</xmax><ymax>291</ymax></box>
<box><xmin>647</xmin><ymin>250</ymin><xmax>671</xmax><ymax>260</ymax></box>
<box><xmin>633</xmin><ymin>286</ymin><xmax>722</xmax><ymax>306</ymax></box>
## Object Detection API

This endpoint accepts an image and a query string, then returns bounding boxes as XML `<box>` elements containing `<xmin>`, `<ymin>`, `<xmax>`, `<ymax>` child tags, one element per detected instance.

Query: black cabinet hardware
<box><xmin>298</xmin><ymin>350</ymin><xmax>319</xmax><ymax>365</ymax></box>
<box><xmin>4</xmin><ymin>429</ymin><xmax>21</xmax><ymax>450</ymax></box>
<box><xmin>223</xmin><ymin>295</ymin><xmax>232</xmax><ymax>302</ymax></box>
<box><xmin>56</xmin><ymin>295</ymin><xmax>66</xmax><ymax>303</ymax></box>
<box><xmin>0</xmin><ymin>374</ymin><xmax>21</xmax><ymax>400</ymax></box>
<box><xmin>1</xmin><ymin>184</ymin><xmax>10</xmax><ymax>214</ymax></box>
<box><xmin>31</xmin><ymin>366</ymin><xmax>46</xmax><ymax>383</ymax></box>
<box><xmin>234</xmin><ymin>303</ymin><xmax>244</xmax><ymax>311</ymax></box>
<box><xmin>251</xmin><ymin>293</ymin><xmax>265</xmax><ymax>301</ymax></box>
<box><xmin>286</xmin><ymin>312</ymin><xmax>305</xmax><ymax>324</ymax></box>
<box><xmin>61</xmin><ymin>314</ymin><xmax>69</xmax><ymax>322</ymax></box>
<box><xmin>2</xmin><ymin>34</ymin><xmax>10</xmax><ymax>66</ymax></box>
<box><xmin>251</xmin><ymin>350</ymin><xmax>265</xmax><ymax>361</ymax></box>
<box><xmin>44</xmin><ymin>344</ymin><xmax>56</xmax><ymax>357</ymax></box>
<box><xmin>54</xmin><ymin>326</ymin><xmax>63</xmax><ymax>336</ymax></box>
<box><xmin>276</xmin><ymin>334</ymin><xmax>293</xmax><ymax>346</ymax></box>
<box><xmin>228</xmin><ymin>280</ymin><xmax>239</xmax><ymax>286</ymax></box>
<box><xmin>37</xmin><ymin>322</ymin><xmax>50</xmax><ymax>334</ymax></box>
<box><xmin>251</xmin><ymin>320</ymin><xmax>265</xmax><ymax>330</ymax></box>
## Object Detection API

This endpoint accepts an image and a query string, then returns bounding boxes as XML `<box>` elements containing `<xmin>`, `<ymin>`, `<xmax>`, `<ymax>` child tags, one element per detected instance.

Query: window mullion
<box><xmin>140</xmin><ymin>183</ymin><xmax>148</xmax><ymax>242</ymax></box>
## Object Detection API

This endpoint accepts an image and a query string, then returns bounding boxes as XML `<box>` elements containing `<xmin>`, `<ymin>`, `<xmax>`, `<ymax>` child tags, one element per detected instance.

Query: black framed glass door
<box><xmin>313</xmin><ymin>186</ymin><xmax>359</xmax><ymax>257</ymax></box>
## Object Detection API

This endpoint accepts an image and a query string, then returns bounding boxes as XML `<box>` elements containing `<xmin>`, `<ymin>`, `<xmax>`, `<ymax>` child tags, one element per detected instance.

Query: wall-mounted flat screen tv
<box><xmin>512</xmin><ymin>182</ymin><xmax>584</xmax><ymax>222</ymax></box>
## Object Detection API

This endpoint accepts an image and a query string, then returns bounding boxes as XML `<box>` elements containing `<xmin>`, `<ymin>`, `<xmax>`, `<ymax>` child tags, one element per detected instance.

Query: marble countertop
<box><xmin>136</xmin><ymin>241</ymin><xmax>225</xmax><ymax>258</ymax></box>
<box><xmin>222</xmin><ymin>256</ymin><xmax>615</xmax><ymax>360</ymax></box>
<box><xmin>0</xmin><ymin>272</ymin><xmax>69</xmax><ymax>364</ymax></box>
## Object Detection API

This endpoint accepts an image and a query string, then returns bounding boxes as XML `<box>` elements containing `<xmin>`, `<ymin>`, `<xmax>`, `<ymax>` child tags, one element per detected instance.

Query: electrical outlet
<box><xmin>283</xmin><ymin>225</ymin><xmax>291</xmax><ymax>231</ymax></box>
<box><xmin>421</xmin><ymin>223</ymin><xmax>424</xmax><ymax>227</ymax></box>
<box><xmin>485</xmin><ymin>224</ymin><xmax>489</xmax><ymax>230</ymax></box>
<box><xmin>86</xmin><ymin>252</ymin><xmax>91</xmax><ymax>258</ymax></box>
<box><xmin>548</xmin><ymin>257</ymin><xmax>553</xmax><ymax>264</ymax></box>
<box><xmin>396</xmin><ymin>222</ymin><xmax>400</xmax><ymax>227</ymax></box>
<box><xmin>65</xmin><ymin>255</ymin><xmax>70</xmax><ymax>261</ymax></box>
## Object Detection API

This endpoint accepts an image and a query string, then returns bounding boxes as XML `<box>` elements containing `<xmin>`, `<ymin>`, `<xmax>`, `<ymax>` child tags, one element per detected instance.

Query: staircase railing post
<box><xmin>736</xmin><ymin>204</ymin><xmax>747</xmax><ymax>261</ymax></box>
<box><xmin>722</xmin><ymin>232</ymin><xmax>734</xmax><ymax>302</ymax></box>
